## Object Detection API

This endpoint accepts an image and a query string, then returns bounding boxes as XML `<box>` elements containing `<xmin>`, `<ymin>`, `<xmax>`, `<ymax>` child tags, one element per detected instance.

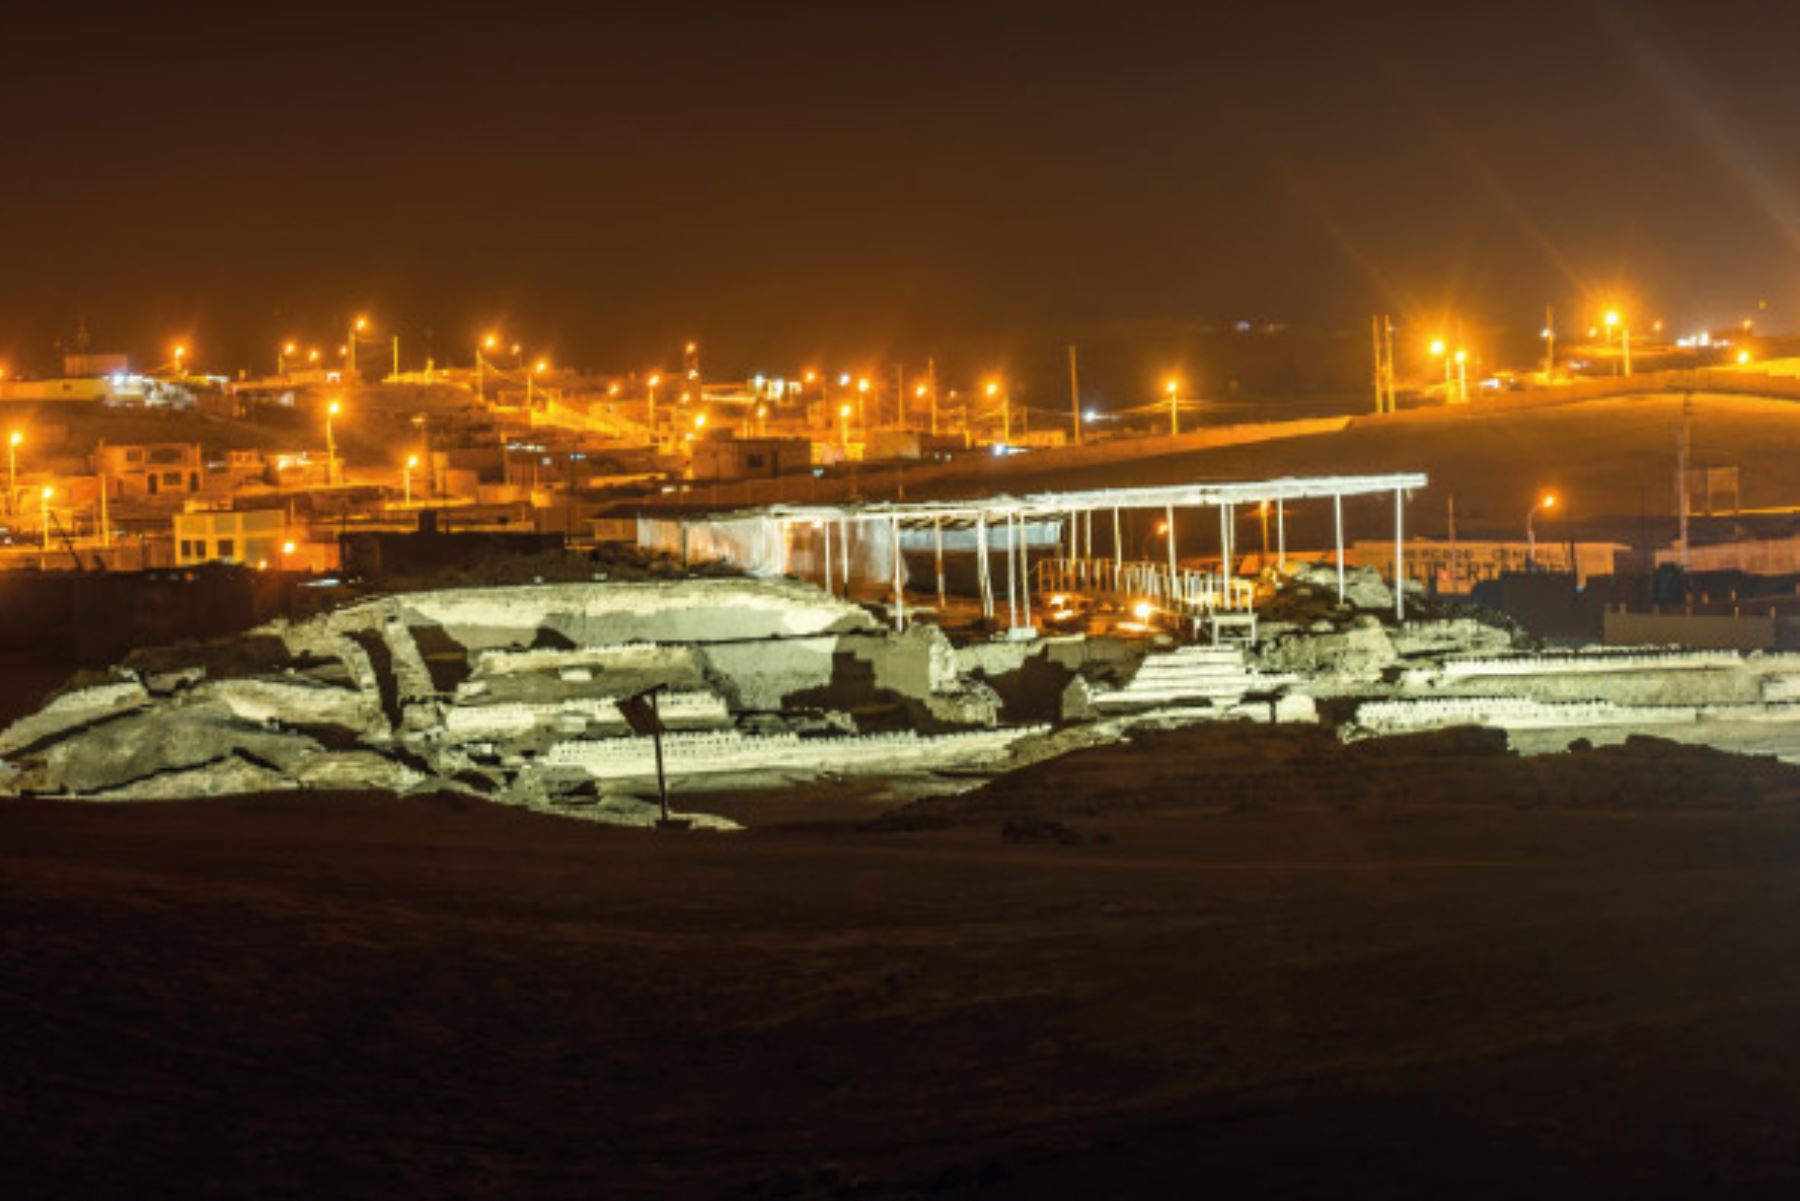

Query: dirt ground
<box><xmin>8</xmin><ymin>724</ymin><xmax>1800</xmax><ymax>1199</ymax></box>
<box><xmin>928</xmin><ymin>391</ymin><xmax>1800</xmax><ymax>537</ymax></box>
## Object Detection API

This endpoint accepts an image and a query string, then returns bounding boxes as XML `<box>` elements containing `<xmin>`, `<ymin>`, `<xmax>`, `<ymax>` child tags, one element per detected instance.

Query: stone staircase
<box><xmin>1093</xmin><ymin>645</ymin><xmax>1291</xmax><ymax>712</ymax></box>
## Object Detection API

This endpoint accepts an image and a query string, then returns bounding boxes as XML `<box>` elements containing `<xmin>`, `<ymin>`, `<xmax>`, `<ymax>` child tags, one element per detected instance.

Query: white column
<box><xmin>1333</xmin><ymin>493</ymin><xmax>1346</xmax><ymax>604</ymax></box>
<box><xmin>1219</xmin><ymin>504</ymin><xmax>1232</xmax><ymax>609</ymax></box>
<box><xmin>1394</xmin><ymin>487</ymin><xmax>1405</xmax><ymax>622</ymax></box>
<box><xmin>1005</xmin><ymin>513</ymin><xmax>1018</xmax><ymax>628</ymax></box>
<box><xmin>1112</xmin><ymin>506</ymin><xmax>1123</xmax><ymax>590</ymax></box>
<box><xmin>977</xmin><ymin>514</ymin><xmax>993</xmax><ymax>618</ymax></box>
<box><xmin>933</xmin><ymin>516</ymin><xmax>946</xmax><ymax>609</ymax></box>
<box><xmin>1164</xmin><ymin>502</ymin><xmax>1178</xmax><ymax>604</ymax></box>
<box><xmin>1276</xmin><ymin>498</ymin><xmax>1286</xmax><ymax>570</ymax></box>
<box><xmin>1019</xmin><ymin>513</ymin><xmax>1033</xmax><ymax>628</ymax></box>
<box><xmin>891</xmin><ymin>515</ymin><xmax>905</xmax><ymax>630</ymax></box>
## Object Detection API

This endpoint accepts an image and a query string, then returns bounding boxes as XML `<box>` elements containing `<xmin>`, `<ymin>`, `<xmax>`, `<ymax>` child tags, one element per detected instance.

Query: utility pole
<box><xmin>894</xmin><ymin>364</ymin><xmax>905</xmax><ymax>428</ymax></box>
<box><xmin>1542</xmin><ymin>305</ymin><xmax>1555</xmax><ymax>382</ymax></box>
<box><xmin>1676</xmin><ymin>392</ymin><xmax>1692</xmax><ymax>573</ymax></box>
<box><xmin>1371</xmin><ymin>316</ymin><xmax>1384</xmax><ymax>413</ymax></box>
<box><xmin>927</xmin><ymin>357</ymin><xmax>938</xmax><ymax>437</ymax></box>
<box><xmin>392</xmin><ymin>335</ymin><xmax>400</xmax><ymax>379</ymax></box>
<box><xmin>1067</xmin><ymin>344</ymin><xmax>1082</xmax><ymax>445</ymax></box>
<box><xmin>1384</xmin><ymin>315</ymin><xmax>1397</xmax><ymax>412</ymax></box>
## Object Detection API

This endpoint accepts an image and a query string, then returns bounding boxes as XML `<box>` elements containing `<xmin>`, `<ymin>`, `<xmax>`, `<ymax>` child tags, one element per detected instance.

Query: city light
<box><xmin>1428</xmin><ymin>338</ymin><xmax>1446</xmax><ymax>357</ymax></box>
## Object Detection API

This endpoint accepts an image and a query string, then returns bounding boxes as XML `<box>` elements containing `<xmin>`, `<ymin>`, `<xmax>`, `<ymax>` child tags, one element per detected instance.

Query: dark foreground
<box><xmin>8</xmin><ymin>726</ymin><xmax>1800</xmax><ymax>1199</ymax></box>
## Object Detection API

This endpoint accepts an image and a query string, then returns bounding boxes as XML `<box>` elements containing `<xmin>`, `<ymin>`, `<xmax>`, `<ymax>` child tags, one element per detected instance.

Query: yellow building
<box><xmin>173</xmin><ymin>509</ymin><xmax>287</xmax><ymax>567</ymax></box>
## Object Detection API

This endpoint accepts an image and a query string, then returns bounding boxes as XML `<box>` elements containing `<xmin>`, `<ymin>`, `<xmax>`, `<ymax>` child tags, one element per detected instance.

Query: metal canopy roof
<box><xmin>705</xmin><ymin>472</ymin><xmax>1429</xmax><ymax>525</ymax></box>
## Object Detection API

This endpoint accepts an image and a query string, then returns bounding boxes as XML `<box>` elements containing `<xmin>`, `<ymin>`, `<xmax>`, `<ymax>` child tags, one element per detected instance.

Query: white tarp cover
<box><xmin>640</xmin><ymin>514</ymin><xmax>908</xmax><ymax>590</ymax></box>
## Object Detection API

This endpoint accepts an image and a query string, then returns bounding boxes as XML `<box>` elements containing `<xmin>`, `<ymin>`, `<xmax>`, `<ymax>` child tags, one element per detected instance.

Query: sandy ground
<box><xmin>8</xmin><ymin>725</ymin><xmax>1800</xmax><ymax>1198</ymax></box>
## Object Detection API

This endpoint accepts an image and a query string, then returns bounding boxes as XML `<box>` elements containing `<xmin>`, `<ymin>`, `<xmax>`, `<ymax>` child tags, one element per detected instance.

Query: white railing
<box><xmin>1036</xmin><ymin>557</ymin><xmax>1257</xmax><ymax>614</ymax></box>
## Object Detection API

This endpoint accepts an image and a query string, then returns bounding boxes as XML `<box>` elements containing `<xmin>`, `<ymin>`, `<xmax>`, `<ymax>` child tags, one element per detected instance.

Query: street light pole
<box><xmin>7</xmin><ymin>431</ymin><xmax>18</xmax><ymax>517</ymax></box>
<box><xmin>1526</xmin><ymin>493</ymin><xmax>1557</xmax><ymax>570</ymax></box>
<box><xmin>1165</xmin><ymin>379</ymin><xmax>1180</xmax><ymax>436</ymax></box>
<box><xmin>326</xmin><ymin>400</ymin><xmax>341</xmax><ymax>486</ymax></box>
<box><xmin>1068</xmin><ymin>345</ymin><xmax>1082</xmax><ymax>446</ymax></box>
<box><xmin>404</xmin><ymin>454</ymin><xmax>417</xmax><ymax>507</ymax></box>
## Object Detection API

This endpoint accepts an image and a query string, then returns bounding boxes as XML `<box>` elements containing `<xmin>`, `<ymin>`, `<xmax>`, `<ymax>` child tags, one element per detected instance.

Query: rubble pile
<box><xmin>12</xmin><ymin>564</ymin><xmax>1800</xmax><ymax>822</ymax></box>
<box><xmin>0</xmin><ymin>578</ymin><xmax>1042</xmax><ymax>821</ymax></box>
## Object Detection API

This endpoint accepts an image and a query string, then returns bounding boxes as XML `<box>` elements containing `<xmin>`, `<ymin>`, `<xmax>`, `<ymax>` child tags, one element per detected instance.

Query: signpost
<box><xmin>617</xmin><ymin>684</ymin><xmax>685</xmax><ymax>828</ymax></box>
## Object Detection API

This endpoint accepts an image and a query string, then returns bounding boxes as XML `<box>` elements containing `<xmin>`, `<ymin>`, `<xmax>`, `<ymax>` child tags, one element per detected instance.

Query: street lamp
<box><xmin>477</xmin><ymin>332</ymin><xmax>499</xmax><ymax>402</ymax></box>
<box><xmin>404</xmin><ymin>454</ymin><xmax>418</xmax><ymax>507</ymax></box>
<box><xmin>1428</xmin><ymin>337</ymin><xmax>1453</xmax><ymax>401</ymax></box>
<box><xmin>527</xmin><ymin>358</ymin><xmax>549</xmax><ymax>407</ymax></box>
<box><xmin>1603</xmin><ymin>309</ymin><xmax>1630</xmax><ymax>376</ymax></box>
<box><xmin>6</xmin><ymin>430</ymin><xmax>19</xmax><ymax>517</ymax></box>
<box><xmin>1526</xmin><ymin>492</ymin><xmax>1558</xmax><ymax>570</ymax></box>
<box><xmin>646</xmin><ymin>373</ymin><xmax>662</xmax><ymax>430</ymax></box>
<box><xmin>839</xmin><ymin>402</ymin><xmax>853</xmax><ymax>449</ymax></box>
<box><xmin>856</xmin><ymin>377</ymin><xmax>870</xmax><ymax>432</ymax></box>
<box><xmin>39</xmin><ymin>485</ymin><xmax>53</xmax><ymax>551</ymax></box>
<box><xmin>326</xmin><ymin>400</ymin><xmax>342</xmax><ymax>486</ymax></box>
<box><xmin>1164</xmin><ymin>377</ymin><xmax>1181</xmax><ymax>436</ymax></box>
<box><xmin>279</xmin><ymin>341</ymin><xmax>298</xmax><ymax>375</ymax></box>
<box><xmin>986</xmin><ymin>379</ymin><xmax>1009</xmax><ymax>443</ymax></box>
<box><xmin>172</xmin><ymin>343</ymin><xmax>188</xmax><ymax>373</ymax></box>
<box><xmin>1452</xmin><ymin>348</ymin><xmax>1468</xmax><ymax>403</ymax></box>
<box><xmin>349</xmin><ymin>315</ymin><xmax>369</xmax><ymax>376</ymax></box>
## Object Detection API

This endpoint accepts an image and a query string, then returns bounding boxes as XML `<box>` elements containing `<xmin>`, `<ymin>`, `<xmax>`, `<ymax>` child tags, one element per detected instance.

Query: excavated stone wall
<box><xmin>0</xmin><ymin>578</ymin><xmax>1033</xmax><ymax>819</ymax></box>
<box><xmin>14</xmin><ymin>563</ymin><xmax>1800</xmax><ymax>821</ymax></box>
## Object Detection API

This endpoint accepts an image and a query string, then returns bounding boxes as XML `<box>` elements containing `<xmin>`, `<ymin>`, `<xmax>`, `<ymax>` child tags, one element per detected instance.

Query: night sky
<box><xmin>7</xmin><ymin>2</ymin><xmax>1800</xmax><ymax>397</ymax></box>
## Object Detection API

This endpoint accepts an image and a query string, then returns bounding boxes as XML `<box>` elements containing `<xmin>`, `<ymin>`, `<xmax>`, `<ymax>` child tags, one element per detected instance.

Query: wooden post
<box><xmin>649</xmin><ymin>688</ymin><xmax>670</xmax><ymax>824</ymax></box>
